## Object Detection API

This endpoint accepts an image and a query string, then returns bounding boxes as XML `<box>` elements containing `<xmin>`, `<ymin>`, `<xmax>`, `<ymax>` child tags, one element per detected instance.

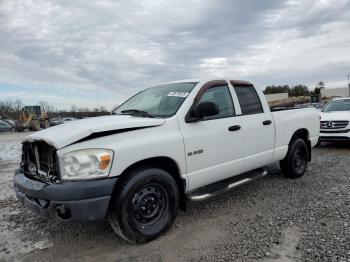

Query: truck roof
<box><xmin>161</xmin><ymin>78</ymin><xmax>253</xmax><ymax>86</ymax></box>
<box><xmin>332</xmin><ymin>96</ymin><xmax>350</xmax><ymax>100</ymax></box>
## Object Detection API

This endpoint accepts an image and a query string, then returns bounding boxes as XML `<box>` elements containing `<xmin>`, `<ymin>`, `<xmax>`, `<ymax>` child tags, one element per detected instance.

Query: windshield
<box><xmin>322</xmin><ymin>99</ymin><xmax>350</xmax><ymax>112</ymax></box>
<box><xmin>113</xmin><ymin>82</ymin><xmax>198</xmax><ymax>117</ymax></box>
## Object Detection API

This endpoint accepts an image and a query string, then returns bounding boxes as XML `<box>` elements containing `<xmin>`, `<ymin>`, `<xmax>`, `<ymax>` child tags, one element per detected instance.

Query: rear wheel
<box><xmin>30</xmin><ymin>120</ymin><xmax>40</xmax><ymax>131</ymax></box>
<box><xmin>40</xmin><ymin>119</ymin><xmax>50</xmax><ymax>129</ymax></box>
<box><xmin>108</xmin><ymin>167</ymin><xmax>179</xmax><ymax>243</ymax></box>
<box><xmin>280</xmin><ymin>138</ymin><xmax>309</xmax><ymax>179</ymax></box>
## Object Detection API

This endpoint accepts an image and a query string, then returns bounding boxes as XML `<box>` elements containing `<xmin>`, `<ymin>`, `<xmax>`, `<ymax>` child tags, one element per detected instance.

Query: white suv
<box><xmin>319</xmin><ymin>97</ymin><xmax>350</xmax><ymax>143</ymax></box>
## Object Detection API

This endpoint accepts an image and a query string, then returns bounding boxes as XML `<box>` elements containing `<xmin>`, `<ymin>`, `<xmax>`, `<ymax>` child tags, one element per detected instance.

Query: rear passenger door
<box><xmin>231</xmin><ymin>81</ymin><xmax>275</xmax><ymax>171</ymax></box>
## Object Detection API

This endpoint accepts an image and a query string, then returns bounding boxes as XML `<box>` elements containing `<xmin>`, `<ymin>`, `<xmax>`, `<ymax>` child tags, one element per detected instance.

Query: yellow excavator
<box><xmin>15</xmin><ymin>106</ymin><xmax>50</xmax><ymax>132</ymax></box>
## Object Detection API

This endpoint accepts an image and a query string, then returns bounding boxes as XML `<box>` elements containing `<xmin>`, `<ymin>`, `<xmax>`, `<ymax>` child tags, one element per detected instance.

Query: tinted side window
<box><xmin>233</xmin><ymin>85</ymin><xmax>264</xmax><ymax>115</ymax></box>
<box><xmin>197</xmin><ymin>84</ymin><xmax>235</xmax><ymax>120</ymax></box>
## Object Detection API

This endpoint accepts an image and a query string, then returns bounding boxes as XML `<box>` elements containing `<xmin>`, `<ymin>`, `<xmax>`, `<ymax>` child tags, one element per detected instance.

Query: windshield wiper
<box><xmin>120</xmin><ymin>109</ymin><xmax>155</xmax><ymax>118</ymax></box>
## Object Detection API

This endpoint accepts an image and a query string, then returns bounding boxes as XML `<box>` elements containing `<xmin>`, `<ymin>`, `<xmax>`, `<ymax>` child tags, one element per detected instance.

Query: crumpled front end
<box><xmin>21</xmin><ymin>140</ymin><xmax>59</xmax><ymax>183</ymax></box>
<box><xmin>14</xmin><ymin>140</ymin><xmax>117</xmax><ymax>221</ymax></box>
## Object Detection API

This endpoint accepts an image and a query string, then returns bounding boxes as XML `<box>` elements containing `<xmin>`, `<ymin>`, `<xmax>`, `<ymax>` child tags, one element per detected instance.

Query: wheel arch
<box><xmin>112</xmin><ymin>156</ymin><xmax>187</xmax><ymax>211</ymax></box>
<box><xmin>289</xmin><ymin>128</ymin><xmax>311</xmax><ymax>161</ymax></box>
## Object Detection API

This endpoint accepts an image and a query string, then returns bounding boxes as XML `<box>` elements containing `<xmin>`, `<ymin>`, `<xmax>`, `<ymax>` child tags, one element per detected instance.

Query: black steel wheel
<box><xmin>280</xmin><ymin>138</ymin><xmax>309</xmax><ymax>179</ymax></box>
<box><xmin>108</xmin><ymin>167</ymin><xmax>179</xmax><ymax>243</ymax></box>
<box><xmin>131</xmin><ymin>184</ymin><xmax>168</xmax><ymax>228</ymax></box>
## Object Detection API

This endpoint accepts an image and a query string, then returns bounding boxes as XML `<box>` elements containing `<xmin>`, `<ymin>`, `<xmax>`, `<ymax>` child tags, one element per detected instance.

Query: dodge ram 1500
<box><xmin>14</xmin><ymin>79</ymin><xmax>319</xmax><ymax>243</ymax></box>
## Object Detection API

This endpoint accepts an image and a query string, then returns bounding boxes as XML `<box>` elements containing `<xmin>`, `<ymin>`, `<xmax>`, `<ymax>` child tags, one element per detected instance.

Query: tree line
<box><xmin>0</xmin><ymin>99</ymin><xmax>110</xmax><ymax>120</ymax></box>
<box><xmin>263</xmin><ymin>82</ymin><xmax>325</xmax><ymax>96</ymax></box>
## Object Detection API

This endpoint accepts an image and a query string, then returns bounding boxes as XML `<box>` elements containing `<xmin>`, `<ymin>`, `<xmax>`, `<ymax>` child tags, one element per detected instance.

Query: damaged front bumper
<box><xmin>14</xmin><ymin>170</ymin><xmax>118</xmax><ymax>221</ymax></box>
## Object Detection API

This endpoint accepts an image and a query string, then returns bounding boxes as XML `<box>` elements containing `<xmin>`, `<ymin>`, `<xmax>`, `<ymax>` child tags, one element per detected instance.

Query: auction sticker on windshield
<box><xmin>167</xmin><ymin>92</ymin><xmax>189</xmax><ymax>97</ymax></box>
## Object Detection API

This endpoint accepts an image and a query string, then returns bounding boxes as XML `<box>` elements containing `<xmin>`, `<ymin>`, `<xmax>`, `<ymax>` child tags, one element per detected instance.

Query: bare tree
<box><xmin>13</xmin><ymin>99</ymin><xmax>23</xmax><ymax>112</ymax></box>
<box><xmin>39</xmin><ymin>101</ymin><xmax>56</xmax><ymax>113</ymax></box>
<box><xmin>70</xmin><ymin>105</ymin><xmax>78</xmax><ymax>112</ymax></box>
<box><xmin>314</xmin><ymin>81</ymin><xmax>325</xmax><ymax>95</ymax></box>
<box><xmin>0</xmin><ymin>100</ymin><xmax>15</xmax><ymax>113</ymax></box>
<box><xmin>0</xmin><ymin>99</ymin><xmax>23</xmax><ymax>119</ymax></box>
<box><xmin>99</xmin><ymin>106</ymin><xmax>108</xmax><ymax>112</ymax></box>
<box><xmin>76</xmin><ymin>107</ymin><xmax>90</xmax><ymax>112</ymax></box>
<box><xmin>317</xmin><ymin>81</ymin><xmax>325</xmax><ymax>89</ymax></box>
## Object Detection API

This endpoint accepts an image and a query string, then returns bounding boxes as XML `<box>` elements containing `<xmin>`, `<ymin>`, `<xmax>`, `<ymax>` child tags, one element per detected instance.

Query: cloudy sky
<box><xmin>1</xmin><ymin>0</ymin><xmax>350</xmax><ymax>110</ymax></box>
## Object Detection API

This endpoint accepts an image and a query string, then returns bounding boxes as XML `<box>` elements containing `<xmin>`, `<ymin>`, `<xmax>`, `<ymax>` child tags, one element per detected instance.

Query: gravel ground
<box><xmin>0</xmin><ymin>131</ymin><xmax>349</xmax><ymax>262</ymax></box>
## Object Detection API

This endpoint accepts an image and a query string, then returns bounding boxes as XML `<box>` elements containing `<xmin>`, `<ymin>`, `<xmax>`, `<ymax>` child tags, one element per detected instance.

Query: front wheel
<box><xmin>280</xmin><ymin>138</ymin><xmax>309</xmax><ymax>179</ymax></box>
<box><xmin>108</xmin><ymin>167</ymin><xmax>179</xmax><ymax>243</ymax></box>
<box><xmin>315</xmin><ymin>137</ymin><xmax>321</xmax><ymax>147</ymax></box>
<box><xmin>30</xmin><ymin>120</ymin><xmax>40</xmax><ymax>131</ymax></box>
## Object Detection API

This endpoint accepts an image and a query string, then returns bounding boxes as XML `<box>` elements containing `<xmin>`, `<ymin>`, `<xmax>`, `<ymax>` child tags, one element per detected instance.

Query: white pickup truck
<box><xmin>14</xmin><ymin>79</ymin><xmax>319</xmax><ymax>243</ymax></box>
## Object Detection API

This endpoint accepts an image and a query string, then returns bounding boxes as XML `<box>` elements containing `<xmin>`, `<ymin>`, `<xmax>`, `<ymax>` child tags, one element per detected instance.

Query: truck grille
<box><xmin>21</xmin><ymin>140</ymin><xmax>59</xmax><ymax>183</ymax></box>
<box><xmin>320</xmin><ymin>120</ymin><xmax>349</xmax><ymax>130</ymax></box>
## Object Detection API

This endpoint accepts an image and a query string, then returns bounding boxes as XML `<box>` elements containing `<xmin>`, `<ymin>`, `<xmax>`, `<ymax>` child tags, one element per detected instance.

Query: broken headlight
<box><xmin>58</xmin><ymin>149</ymin><xmax>113</xmax><ymax>181</ymax></box>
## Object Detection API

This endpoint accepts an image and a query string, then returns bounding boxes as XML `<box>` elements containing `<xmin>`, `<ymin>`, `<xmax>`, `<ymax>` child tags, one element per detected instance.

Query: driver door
<box><xmin>178</xmin><ymin>81</ymin><xmax>244</xmax><ymax>191</ymax></box>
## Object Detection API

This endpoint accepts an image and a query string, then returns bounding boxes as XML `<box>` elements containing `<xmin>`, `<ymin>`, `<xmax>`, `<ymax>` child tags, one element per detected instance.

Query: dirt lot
<box><xmin>0</xmin><ymin>131</ymin><xmax>349</xmax><ymax>262</ymax></box>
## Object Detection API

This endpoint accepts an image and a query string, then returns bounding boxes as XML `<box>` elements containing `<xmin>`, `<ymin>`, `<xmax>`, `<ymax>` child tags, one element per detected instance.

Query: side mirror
<box><xmin>191</xmin><ymin>101</ymin><xmax>219</xmax><ymax>120</ymax></box>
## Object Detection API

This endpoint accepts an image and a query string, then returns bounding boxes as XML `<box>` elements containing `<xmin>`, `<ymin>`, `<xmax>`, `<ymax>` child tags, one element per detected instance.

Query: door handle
<box><xmin>228</xmin><ymin>125</ymin><xmax>241</xmax><ymax>131</ymax></box>
<box><xmin>263</xmin><ymin>120</ymin><xmax>272</xmax><ymax>125</ymax></box>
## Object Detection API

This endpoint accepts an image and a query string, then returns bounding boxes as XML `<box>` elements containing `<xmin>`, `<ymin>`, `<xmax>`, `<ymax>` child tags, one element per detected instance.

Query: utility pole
<box><xmin>96</xmin><ymin>86</ymin><xmax>99</xmax><ymax>110</ymax></box>
<box><xmin>348</xmin><ymin>74</ymin><xmax>350</xmax><ymax>97</ymax></box>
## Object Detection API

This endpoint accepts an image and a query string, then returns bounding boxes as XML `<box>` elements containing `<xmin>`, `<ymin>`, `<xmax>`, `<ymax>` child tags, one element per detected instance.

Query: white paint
<box><xmin>26</xmin><ymin>115</ymin><xmax>165</xmax><ymax>148</ymax></box>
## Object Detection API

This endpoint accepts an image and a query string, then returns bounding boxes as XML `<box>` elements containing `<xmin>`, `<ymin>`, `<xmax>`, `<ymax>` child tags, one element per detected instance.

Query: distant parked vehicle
<box><xmin>319</xmin><ymin>97</ymin><xmax>350</xmax><ymax>144</ymax></box>
<box><xmin>62</xmin><ymin>117</ymin><xmax>76</xmax><ymax>123</ymax></box>
<box><xmin>0</xmin><ymin>120</ymin><xmax>14</xmax><ymax>132</ymax></box>
<box><xmin>50</xmin><ymin>118</ymin><xmax>64</xmax><ymax>126</ymax></box>
<box><xmin>3</xmin><ymin>119</ymin><xmax>15</xmax><ymax>126</ymax></box>
<box><xmin>50</xmin><ymin>117</ymin><xmax>76</xmax><ymax>126</ymax></box>
<box><xmin>309</xmin><ymin>102</ymin><xmax>326</xmax><ymax>111</ymax></box>
<box><xmin>294</xmin><ymin>102</ymin><xmax>326</xmax><ymax>111</ymax></box>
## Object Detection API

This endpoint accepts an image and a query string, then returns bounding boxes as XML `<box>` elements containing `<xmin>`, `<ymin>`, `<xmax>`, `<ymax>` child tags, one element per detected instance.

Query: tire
<box><xmin>41</xmin><ymin>120</ymin><xmax>50</xmax><ymax>129</ymax></box>
<box><xmin>315</xmin><ymin>138</ymin><xmax>321</xmax><ymax>147</ymax></box>
<box><xmin>280</xmin><ymin>138</ymin><xmax>309</xmax><ymax>179</ymax></box>
<box><xmin>31</xmin><ymin>120</ymin><xmax>40</xmax><ymax>131</ymax></box>
<box><xmin>15</xmin><ymin>126</ymin><xmax>25</xmax><ymax>132</ymax></box>
<box><xmin>108</xmin><ymin>167</ymin><xmax>179</xmax><ymax>243</ymax></box>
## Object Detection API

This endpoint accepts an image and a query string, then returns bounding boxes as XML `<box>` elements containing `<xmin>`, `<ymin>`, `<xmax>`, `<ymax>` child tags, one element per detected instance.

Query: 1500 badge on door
<box><xmin>187</xmin><ymin>149</ymin><xmax>204</xmax><ymax>157</ymax></box>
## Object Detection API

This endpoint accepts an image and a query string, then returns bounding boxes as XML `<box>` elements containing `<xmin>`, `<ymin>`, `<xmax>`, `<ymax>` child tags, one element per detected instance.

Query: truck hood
<box><xmin>26</xmin><ymin>115</ymin><xmax>166</xmax><ymax>149</ymax></box>
<box><xmin>320</xmin><ymin>111</ymin><xmax>350</xmax><ymax>121</ymax></box>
